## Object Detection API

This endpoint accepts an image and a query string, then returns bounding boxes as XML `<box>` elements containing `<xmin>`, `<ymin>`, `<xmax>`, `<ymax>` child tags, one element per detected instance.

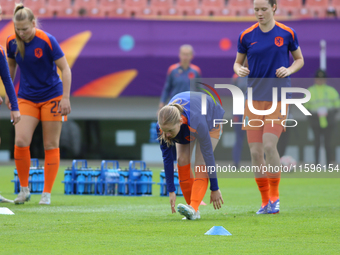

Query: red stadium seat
<box><xmin>73</xmin><ymin>0</ymin><xmax>100</xmax><ymax>17</ymax></box>
<box><xmin>124</xmin><ymin>0</ymin><xmax>148</xmax><ymax>17</ymax></box>
<box><xmin>23</xmin><ymin>0</ymin><xmax>49</xmax><ymax>17</ymax></box>
<box><xmin>332</xmin><ymin>0</ymin><xmax>340</xmax><ymax>6</ymax></box>
<box><xmin>201</xmin><ymin>0</ymin><xmax>225</xmax><ymax>16</ymax></box>
<box><xmin>1</xmin><ymin>0</ymin><xmax>17</xmax><ymax>17</ymax></box>
<box><xmin>331</xmin><ymin>0</ymin><xmax>340</xmax><ymax>17</ymax></box>
<box><xmin>149</xmin><ymin>0</ymin><xmax>173</xmax><ymax>16</ymax></box>
<box><xmin>305</xmin><ymin>0</ymin><xmax>329</xmax><ymax>18</ymax></box>
<box><xmin>175</xmin><ymin>0</ymin><xmax>200</xmax><ymax>16</ymax></box>
<box><xmin>47</xmin><ymin>0</ymin><xmax>76</xmax><ymax>18</ymax></box>
<box><xmin>98</xmin><ymin>0</ymin><xmax>124</xmax><ymax>17</ymax></box>
<box><xmin>228</xmin><ymin>0</ymin><xmax>253</xmax><ymax>16</ymax></box>
<box><xmin>277</xmin><ymin>0</ymin><xmax>303</xmax><ymax>17</ymax></box>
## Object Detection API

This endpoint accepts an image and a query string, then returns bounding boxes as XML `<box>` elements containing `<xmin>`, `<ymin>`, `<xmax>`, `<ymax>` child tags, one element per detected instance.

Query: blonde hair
<box><xmin>13</xmin><ymin>3</ymin><xmax>36</xmax><ymax>59</ymax></box>
<box><xmin>158</xmin><ymin>99</ymin><xmax>187</xmax><ymax>147</ymax></box>
<box><xmin>179</xmin><ymin>44</ymin><xmax>194</xmax><ymax>54</ymax></box>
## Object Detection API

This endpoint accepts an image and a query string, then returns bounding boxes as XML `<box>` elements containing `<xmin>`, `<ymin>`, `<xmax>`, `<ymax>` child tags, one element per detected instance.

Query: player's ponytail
<box><xmin>13</xmin><ymin>4</ymin><xmax>36</xmax><ymax>59</ymax></box>
<box><xmin>158</xmin><ymin>99</ymin><xmax>188</xmax><ymax>147</ymax></box>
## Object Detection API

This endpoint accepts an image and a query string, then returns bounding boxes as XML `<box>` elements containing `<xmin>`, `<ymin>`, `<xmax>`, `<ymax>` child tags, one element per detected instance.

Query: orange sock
<box><xmin>14</xmin><ymin>145</ymin><xmax>31</xmax><ymax>187</ymax></box>
<box><xmin>43</xmin><ymin>148</ymin><xmax>60</xmax><ymax>193</ymax></box>
<box><xmin>178</xmin><ymin>164</ymin><xmax>194</xmax><ymax>205</ymax></box>
<box><xmin>255</xmin><ymin>178</ymin><xmax>269</xmax><ymax>207</ymax></box>
<box><xmin>190</xmin><ymin>165</ymin><xmax>209</xmax><ymax>212</ymax></box>
<box><xmin>267</xmin><ymin>171</ymin><xmax>281</xmax><ymax>203</ymax></box>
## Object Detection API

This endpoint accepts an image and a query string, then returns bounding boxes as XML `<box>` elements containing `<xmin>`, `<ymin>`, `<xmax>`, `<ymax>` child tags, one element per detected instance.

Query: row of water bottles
<box><xmin>158</xmin><ymin>169</ymin><xmax>183</xmax><ymax>196</ymax></box>
<box><xmin>12</xmin><ymin>159</ymin><xmax>44</xmax><ymax>194</ymax></box>
<box><xmin>63</xmin><ymin>160</ymin><xmax>154</xmax><ymax>196</ymax></box>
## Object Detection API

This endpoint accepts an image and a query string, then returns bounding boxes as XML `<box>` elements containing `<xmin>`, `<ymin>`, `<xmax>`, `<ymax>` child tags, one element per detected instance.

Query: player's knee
<box><xmin>15</xmin><ymin>136</ymin><xmax>31</xmax><ymax>147</ymax></box>
<box><xmin>263</xmin><ymin>142</ymin><xmax>276</xmax><ymax>157</ymax></box>
<box><xmin>250</xmin><ymin>150</ymin><xmax>263</xmax><ymax>163</ymax></box>
<box><xmin>177</xmin><ymin>155</ymin><xmax>190</xmax><ymax>166</ymax></box>
<box><xmin>43</xmin><ymin>141</ymin><xmax>59</xmax><ymax>151</ymax></box>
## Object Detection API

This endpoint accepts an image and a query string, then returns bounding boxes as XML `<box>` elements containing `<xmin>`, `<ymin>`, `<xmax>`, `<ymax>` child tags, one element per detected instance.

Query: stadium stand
<box><xmin>305</xmin><ymin>0</ymin><xmax>329</xmax><ymax>18</ymax></box>
<box><xmin>73</xmin><ymin>0</ymin><xmax>100</xmax><ymax>17</ymax></box>
<box><xmin>175</xmin><ymin>0</ymin><xmax>200</xmax><ymax>16</ymax></box>
<box><xmin>201</xmin><ymin>0</ymin><xmax>225</xmax><ymax>16</ymax></box>
<box><xmin>228</xmin><ymin>0</ymin><xmax>253</xmax><ymax>16</ymax></box>
<box><xmin>47</xmin><ymin>0</ymin><xmax>76</xmax><ymax>17</ymax></box>
<box><xmin>149</xmin><ymin>0</ymin><xmax>173</xmax><ymax>16</ymax></box>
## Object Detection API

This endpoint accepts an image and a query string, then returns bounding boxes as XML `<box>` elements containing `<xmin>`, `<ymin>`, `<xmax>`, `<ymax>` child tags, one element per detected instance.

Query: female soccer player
<box><xmin>233</xmin><ymin>0</ymin><xmax>304</xmax><ymax>214</ymax></box>
<box><xmin>0</xmin><ymin>4</ymin><xmax>20</xmax><ymax>126</ymax></box>
<box><xmin>157</xmin><ymin>91</ymin><xmax>224</xmax><ymax>220</ymax></box>
<box><xmin>6</xmin><ymin>4</ymin><xmax>71</xmax><ymax>205</ymax></box>
<box><xmin>0</xmin><ymin>4</ymin><xmax>20</xmax><ymax>204</ymax></box>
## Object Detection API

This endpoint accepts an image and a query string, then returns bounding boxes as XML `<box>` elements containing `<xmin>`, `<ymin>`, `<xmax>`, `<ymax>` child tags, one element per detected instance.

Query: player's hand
<box><xmin>10</xmin><ymin>111</ymin><xmax>21</xmax><ymax>125</ymax></box>
<box><xmin>5</xmin><ymin>95</ymin><xmax>11</xmax><ymax>110</ymax></box>
<box><xmin>58</xmin><ymin>97</ymin><xmax>71</xmax><ymax>116</ymax></box>
<box><xmin>276</xmin><ymin>67</ymin><xmax>291</xmax><ymax>78</ymax></box>
<box><xmin>0</xmin><ymin>96</ymin><xmax>3</xmax><ymax>105</ymax></box>
<box><xmin>237</xmin><ymin>66</ymin><xmax>250</xmax><ymax>77</ymax></box>
<box><xmin>210</xmin><ymin>189</ymin><xmax>224</xmax><ymax>210</ymax></box>
<box><xmin>169</xmin><ymin>192</ymin><xmax>176</xmax><ymax>213</ymax></box>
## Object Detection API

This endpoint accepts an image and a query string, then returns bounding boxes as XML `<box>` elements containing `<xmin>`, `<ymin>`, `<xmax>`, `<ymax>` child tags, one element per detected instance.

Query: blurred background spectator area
<box><xmin>0</xmin><ymin>0</ymin><xmax>339</xmax><ymax>19</ymax></box>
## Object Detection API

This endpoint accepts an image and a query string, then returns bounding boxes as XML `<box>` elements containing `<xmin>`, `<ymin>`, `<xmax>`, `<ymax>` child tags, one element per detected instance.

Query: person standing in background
<box><xmin>305</xmin><ymin>69</ymin><xmax>340</xmax><ymax>166</ymax></box>
<box><xmin>159</xmin><ymin>44</ymin><xmax>201</xmax><ymax>110</ymax></box>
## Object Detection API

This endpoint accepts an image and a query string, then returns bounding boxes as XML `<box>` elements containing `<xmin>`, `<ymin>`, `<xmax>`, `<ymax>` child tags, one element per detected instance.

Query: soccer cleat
<box><xmin>182</xmin><ymin>212</ymin><xmax>201</xmax><ymax>220</ymax></box>
<box><xmin>39</xmin><ymin>193</ymin><xmax>51</xmax><ymax>205</ymax></box>
<box><xmin>0</xmin><ymin>195</ymin><xmax>14</xmax><ymax>203</ymax></box>
<box><xmin>14</xmin><ymin>187</ymin><xmax>31</xmax><ymax>204</ymax></box>
<box><xmin>177</xmin><ymin>204</ymin><xmax>200</xmax><ymax>220</ymax></box>
<box><xmin>256</xmin><ymin>202</ymin><xmax>271</xmax><ymax>214</ymax></box>
<box><xmin>268</xmin><ymin>199</ymin><xmax>280</xmax><ymax>214</ymax></box>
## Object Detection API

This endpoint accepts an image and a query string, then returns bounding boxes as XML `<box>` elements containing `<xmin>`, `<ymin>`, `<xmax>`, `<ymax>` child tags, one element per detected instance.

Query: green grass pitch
<box><xmin>1</xmin><ymin>164</ymin><xmax>339</xmax><ymax>254</ymax></box>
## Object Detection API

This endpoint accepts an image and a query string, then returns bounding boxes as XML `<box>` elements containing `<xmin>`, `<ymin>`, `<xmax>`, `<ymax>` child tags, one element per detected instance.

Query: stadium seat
<box><xmin>47</xmin><ymin>0</ymin><xmax>76</xmax><ymax>18</ymax></box>
<box><xmin>73</xmin><ymin>0</ymin><xmax>101</xmax><ymax>17</ymax></box>
<box><xmin>22</xmin><ymin>0</ymin><xmax>49</xmax><ymax>17</ymax></box>
<box><xmin>331</xmin><ymin>0</ymin><xmax>340</xmax><ymax>18</ymax></box>
<box><xmin>278</xmin><ymin>0</ymin><xmax>303</xmax><ymax>18</ymax></box>
<box><xmin>1</xmin><ymin>0</ymin><xmax>17</xmax><ymax>17</ymax></box>
<box><xmin>227</xmin><ymin>0</ymin><xmax>253</xmax><ymax>16</ymax></box>
<box><xmin>175</xmin><ymin>0</ymin><xmax>200</xmax><ymax>16</ymax></box>
<box><xmin>124</xmin><ymin>0</ymin><xmax>148</xmax><ymax>17</ymax></box>
<box><xmin>332</xmin><ymin>0</ymin><xmax>340</xmax><ymax>6</ymax></box>
<box><xmin>98</xmin><ymin>0</ymin><xmax>125</xmax><ymax>17</ymax></box>
<box><xmin>201</xmin><ymin>0</ymin><xmax>225</xmax><ymax>16</ymax></box>
<box><xmin>149</xmin><ymin>0</ymin><xmax>173</xmax><ymax>16</ymax></box>
<box><xmin>305</xmin><ymin>0</ymin><xmax>329</xmax><ymax>18</ymax></box>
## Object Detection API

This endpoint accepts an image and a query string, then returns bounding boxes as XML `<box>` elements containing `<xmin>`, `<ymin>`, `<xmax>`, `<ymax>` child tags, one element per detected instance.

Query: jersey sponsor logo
<box><xmin>188</xmin><ymin>72</ymin><xmax>195</xmax><ymax>79</ymax></box>
<box><xmin>275</xmin><ymin>37</ymin><xmax>284</xmax><ymax>47</ymax></box>
<box><xmin>35</xmin><ymin>48</ymin><xmax>43</xmax><ymax>58</ymax></box>
<box><xmin>250</xmin><ymin>41</ymin><xmax>258</xmax><ymax>46</ymax></box>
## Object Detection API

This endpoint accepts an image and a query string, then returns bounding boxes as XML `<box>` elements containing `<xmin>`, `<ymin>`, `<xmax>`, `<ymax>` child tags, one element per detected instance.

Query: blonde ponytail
<box><xmin>13</xmin><ymin>3</ymin><xmax>36</xmax><ymax>59</ymax></box>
